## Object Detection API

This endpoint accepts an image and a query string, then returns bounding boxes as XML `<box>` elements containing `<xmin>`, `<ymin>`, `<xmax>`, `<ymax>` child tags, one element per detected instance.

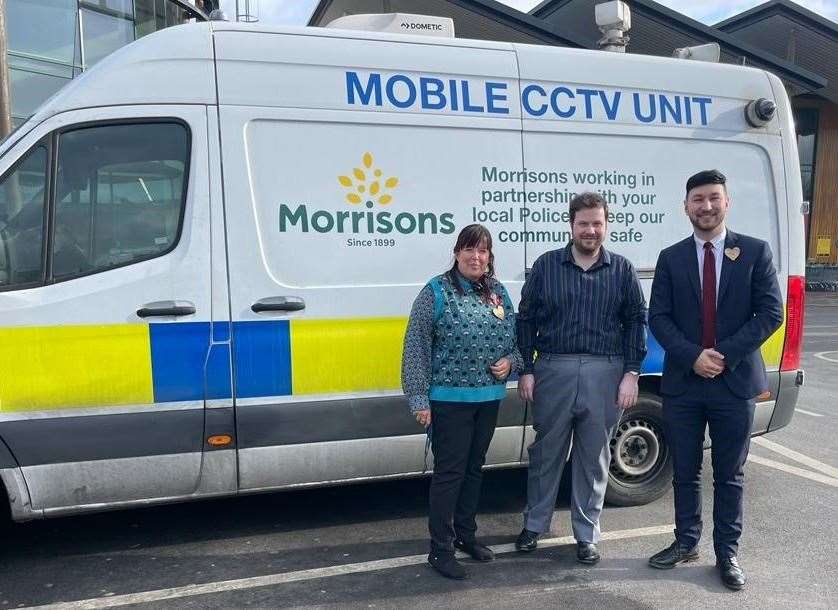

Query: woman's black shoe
<box><xmin>428</xmin><ymin>553</ymin><xmax>468</xmax><ymax>579</ymax></box>
<box><xmin>454</xmin><ymin>539</ymin><xmax>495</xmax><ymax>561</ymax></box>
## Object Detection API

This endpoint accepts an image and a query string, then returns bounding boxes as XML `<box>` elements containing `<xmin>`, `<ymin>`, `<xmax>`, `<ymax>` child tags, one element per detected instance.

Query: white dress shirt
<box><xmin>694</xmin><ymin>229</ymin><xmax>726</xmax><ymax>303</ymax></box>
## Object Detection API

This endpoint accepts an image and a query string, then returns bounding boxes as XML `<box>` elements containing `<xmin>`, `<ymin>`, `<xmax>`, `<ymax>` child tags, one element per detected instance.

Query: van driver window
<box><xmin>52</xmin><ymin>122</ymin><xmax>189</xmax><ymax>280</ymax></box>
<box><xmin>0</xmin><ymin>146</ymin><xmax>48</xmax><ymax>290</ymax></box>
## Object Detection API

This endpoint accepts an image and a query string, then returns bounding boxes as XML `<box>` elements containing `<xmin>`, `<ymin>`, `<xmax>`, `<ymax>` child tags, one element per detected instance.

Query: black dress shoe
<box><xmin>428</xmin><ymin>553</ymin><xmax>468</xmax><ymax>580</ymax></box>
<box><xmin>454</xmin><ymin>539</ymin><xmax>495</xmax><ymax>562</ymax></box>
<box><xmin>648</xmin><ymin>540</ymin><xmax>699</xmax><ymax>569</ymax></box>
<box><xmin>577</xmin><ymin>542</ymin><xmax>601</xmax><ymax>565</ymax></box>
<box><xmin>515</xmin><ymin>528</ymin><xmax>539</xmax><ymax>552</ymax></box>
<box><xmin>717</xmin><ymin>556</ymin><xmax>746</xmax><ymax>591</ymax></box>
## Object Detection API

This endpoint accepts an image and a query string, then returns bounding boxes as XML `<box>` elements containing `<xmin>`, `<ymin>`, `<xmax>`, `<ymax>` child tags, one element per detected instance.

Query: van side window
<box><xmin>0</xmin><ymin>146</ymin><xmax>48</xmax><ymax>289</ymax></box>
<box><xmin>53</xmin><ymin>122</ymin><xmax>189</xmax><ymax>280</ymax></box>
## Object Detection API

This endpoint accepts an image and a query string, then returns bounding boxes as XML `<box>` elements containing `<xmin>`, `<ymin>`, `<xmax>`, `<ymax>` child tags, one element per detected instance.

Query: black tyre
<box><xmin>605</xmin><ymin>394</ymin><xmax>672</xmax><ymax>507</ymax></box>
<box><xmin>0</xmin><ymin>482</ymin><xmax>10</xmax><ymax>533</ymax></box>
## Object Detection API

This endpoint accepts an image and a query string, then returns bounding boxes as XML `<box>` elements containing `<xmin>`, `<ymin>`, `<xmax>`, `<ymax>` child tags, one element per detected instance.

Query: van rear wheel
<box><xmin>605</xmin><ymin>394</ymin><xmax>672</xmax><ymax>506</ymax></box>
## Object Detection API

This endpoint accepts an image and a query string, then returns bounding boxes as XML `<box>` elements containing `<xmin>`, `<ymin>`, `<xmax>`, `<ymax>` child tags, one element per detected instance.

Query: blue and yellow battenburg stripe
<box><xmin>0</xmin><ymin>313</ymin><xmax>786</xmax><ymax>413</ymax></box>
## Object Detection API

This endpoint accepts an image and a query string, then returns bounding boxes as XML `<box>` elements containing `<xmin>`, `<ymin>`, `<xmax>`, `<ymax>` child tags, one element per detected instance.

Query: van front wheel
<box><xmin>605</xmin><ymin>395</ymin><xmax>672</xmax><ymax>507</ymax></box>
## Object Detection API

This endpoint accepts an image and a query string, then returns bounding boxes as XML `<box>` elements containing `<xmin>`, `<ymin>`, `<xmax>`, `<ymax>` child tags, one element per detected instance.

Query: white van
<box><xmin>0</xmin><ymin>19</ymin><xmax>805</xmax><ymax>522</ymax></box>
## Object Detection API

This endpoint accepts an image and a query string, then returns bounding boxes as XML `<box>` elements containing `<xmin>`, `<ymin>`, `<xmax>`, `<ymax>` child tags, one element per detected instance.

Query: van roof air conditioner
<box><xmin>325</xmin><ymin>13</ymin><xmax>455</xmax><ymax>38</ymax></box>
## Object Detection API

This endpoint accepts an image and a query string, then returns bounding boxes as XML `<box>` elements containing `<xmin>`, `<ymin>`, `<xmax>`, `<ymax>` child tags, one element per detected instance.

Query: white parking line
<box><xmin>814</xmin><ymin>351</ymin><xmax>838</xmax><ymax>363</ymax></box>
<box><xmin>18</xmin><ymin>524</ymin><xmax>674</xmax><ymax>610</ymax></box>
<box><xmin>794</xmin><ymin>408</ymin><xmax>824</xmax><ymax>418</ymax></box>
<box><xmin>752</xmin><ymin>437</ymin><xmax>838</xmax><ymax>479</ymax></box>
<box><xmin>748</xmin><ymin>454</ymin><xmax>838</xmax><ymax>488</ymax></box>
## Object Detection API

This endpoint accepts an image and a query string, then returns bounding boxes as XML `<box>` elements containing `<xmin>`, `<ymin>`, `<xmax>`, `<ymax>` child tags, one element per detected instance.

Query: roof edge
<box><xmin>529</xmin><ymin>0</ymin><xmax>572</xmax><ymax>18</ymax></box>
<box><xmin>630</xmin><ymin>0</ymin><xmax>826</xmax><ymax>90</ymax></box>
<box><xmin>714</xmin><ymin>0</ymin><xmax>838</xmax><ymax>37</ymax></box>
<box><xmin>450</xmin><ymin>0</ymin><xmax>586</xmax><ymax>46</ymax></box>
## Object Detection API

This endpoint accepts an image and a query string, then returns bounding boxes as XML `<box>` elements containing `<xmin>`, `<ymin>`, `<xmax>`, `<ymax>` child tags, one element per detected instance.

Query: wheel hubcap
<box><xmin>610</xmin><ymin>419</ymin><xmax>661</xmax><ymax>478</ymax></box>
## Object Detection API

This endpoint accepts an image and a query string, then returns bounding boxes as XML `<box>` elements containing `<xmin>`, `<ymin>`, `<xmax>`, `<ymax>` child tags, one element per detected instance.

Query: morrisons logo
<box><xmin>279</xmin><ymin>203</ymin><xmax>455</xmax><ymax>234</ymax></box>
<box><xmin>278</xmin><ymin>152</ymin><xmax>455</xmax><ymax>235</ymax></box>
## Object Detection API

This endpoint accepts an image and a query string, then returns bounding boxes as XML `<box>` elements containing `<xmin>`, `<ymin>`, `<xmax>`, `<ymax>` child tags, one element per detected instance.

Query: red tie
<box><xmin>702</xmin><ymin>242</ymin><xmax>716</xmax><ymax>348</ymax></box>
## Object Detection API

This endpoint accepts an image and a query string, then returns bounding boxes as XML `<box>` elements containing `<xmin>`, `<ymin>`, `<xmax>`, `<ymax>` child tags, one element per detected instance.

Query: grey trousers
<box><xmin>523</xmin><ymin>354</ymin><xmax>624</xmax><ymax>543</ymax></box>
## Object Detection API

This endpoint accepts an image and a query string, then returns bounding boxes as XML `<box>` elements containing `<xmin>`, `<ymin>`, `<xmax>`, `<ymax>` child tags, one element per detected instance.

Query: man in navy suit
<box><xmin>647</xmin><ymin>170</ymin><xmax>783</xmax><ymax>590</ymax></box>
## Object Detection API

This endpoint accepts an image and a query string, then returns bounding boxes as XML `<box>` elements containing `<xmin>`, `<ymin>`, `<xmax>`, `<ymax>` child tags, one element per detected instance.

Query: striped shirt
<box><xmin>517</xmin><ymin>243</ymin><xmax>647</xmax><ymax>374</ymax></box>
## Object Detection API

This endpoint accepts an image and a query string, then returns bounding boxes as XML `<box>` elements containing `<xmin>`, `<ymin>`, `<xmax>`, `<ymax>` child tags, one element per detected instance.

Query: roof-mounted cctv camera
<box><xmin>745</xmin><ymin>98</ymin><xmax>777</xmax><ymax>127</ymax></box>
<box><xmin>595</xmin><ymin>0</ymin><xmax>631</xmax><ymax>30</ymax></box>
<box><xmin>595</xmin><ymin>1</ymin><xmax>631</xmax><ymax>52</ymax></box>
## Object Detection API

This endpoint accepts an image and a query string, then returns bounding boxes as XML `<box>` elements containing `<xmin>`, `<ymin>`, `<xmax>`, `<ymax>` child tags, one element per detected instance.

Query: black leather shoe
<box><xmin>577</xmin><ymin>542</ymin><xmax>601</xmax><ymax>565</ymax></box>
<box><xmin>717</xmin><ymin>556</ymin><xmax>746</xmax><ymax>591</ymax></box>
<box><xmin>515</xmin><ymin>528</ymin><xmax>539</xmax><ymax>552</ymax></box>
<box><xmin>454</xmin><ymin>539</ymin><xmax>495</xmax><ymax>562</ymax></box>
<box><xmin>648</xmin><ymin>541</ymin><xmax>699</xmax><ymax>569</ymax></box>
<box><xmin>428</xmin><ymin>553</ymin><xmax>468</xmax><ymax>580</ymax></box>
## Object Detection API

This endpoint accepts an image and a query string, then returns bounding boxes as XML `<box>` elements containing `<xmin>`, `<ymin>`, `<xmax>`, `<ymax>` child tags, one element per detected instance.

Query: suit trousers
<box><xmin>663</xmin><ymin>375</ymin><xmax>755</xmax><ymax>559</ymax></box>
<box><xmin>428</xmin><ymin>400</ymin><xmax>500</xmax><ymax>555</ymax></box>
<box><xmin>523</xmin><ymin>354</ymin><xmax>623</xmax><ymax>543</ymax></box>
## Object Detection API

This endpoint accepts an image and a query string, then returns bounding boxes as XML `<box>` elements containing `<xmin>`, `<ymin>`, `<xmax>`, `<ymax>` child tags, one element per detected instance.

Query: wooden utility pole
<box><xmin>0</xmin><ymin>0</ymin><xmax>11</xmax><ymax>139</ymax></box>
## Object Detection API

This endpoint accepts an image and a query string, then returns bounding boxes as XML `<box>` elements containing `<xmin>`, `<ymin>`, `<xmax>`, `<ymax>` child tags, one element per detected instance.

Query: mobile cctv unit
<box><xmin>0</xmin><ymin>15</ymin><xmax>805</xmax><ymax>522</ymax></box>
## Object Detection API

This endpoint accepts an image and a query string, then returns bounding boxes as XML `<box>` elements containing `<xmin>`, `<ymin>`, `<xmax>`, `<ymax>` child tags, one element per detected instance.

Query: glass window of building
<box><xmin>135</xmin><ymin>0</ymin><xmax>158</xmax><ymax>38</ymax></box>
<box><xmin>134</xmin><ymin>0</ymin><xmax>192</xmax><ymax>40</ymax></box>
<box><xmin>6</xmin><ymin>0</ymin><xmax>203</xmax><ymax>124</ymax></box>
<box><xmin>7</xmin><ymin>0</ymin><xmax>78</xmax><ymax>65</ymax></box>
<box><xmin>794</xmin><ymin>108</ymin><xmax>819</xmax><ymax>206</ymax></box>
<box><xmin>80</xmin><ymin>7</ymin><xmax>135</xmax><ymax>68</ymax></box>
<box><xmin>9</xmin><ymin>69</ymin><xmax>71</xmax><ymax>121</ymax></box>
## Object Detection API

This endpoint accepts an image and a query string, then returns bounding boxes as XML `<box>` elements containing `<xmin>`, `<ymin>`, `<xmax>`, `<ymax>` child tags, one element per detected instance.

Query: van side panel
<box><xmin>215</xmin><ymin>32</ymin><xmax>527</xmax><ymax>490</ymax></box>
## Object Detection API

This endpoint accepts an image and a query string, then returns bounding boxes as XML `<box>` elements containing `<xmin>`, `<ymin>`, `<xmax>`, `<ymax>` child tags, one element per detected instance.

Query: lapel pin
<box><xmin>724</xmin><ymin>247</ymin><xmax>741</xmax><ymax>261</ymax></box>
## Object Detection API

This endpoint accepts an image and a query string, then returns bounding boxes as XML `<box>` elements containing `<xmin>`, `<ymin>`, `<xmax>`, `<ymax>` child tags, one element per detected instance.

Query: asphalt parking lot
<box><xmin>1</xmin><ymin>294</ymin><xmax>836</xmax><ymax>610</ymax></box>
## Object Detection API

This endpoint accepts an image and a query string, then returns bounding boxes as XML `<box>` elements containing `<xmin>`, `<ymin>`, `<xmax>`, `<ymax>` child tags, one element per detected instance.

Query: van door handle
<box><xmin>251</xmin><ymin>296</ymin><xmax>306</xmax><ymax>313</ymax></box>
<box><xmin>137</xmin><ymin>300</ymin><xmax>196</xmax><ymax>318</ymax></box>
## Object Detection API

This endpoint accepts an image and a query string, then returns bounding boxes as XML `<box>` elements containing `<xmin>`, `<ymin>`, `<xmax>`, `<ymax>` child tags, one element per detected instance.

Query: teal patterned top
<box><xmin>401</xmin><ymin>271</ymin><xmax>522</xmax><ymax>412</ymax></box>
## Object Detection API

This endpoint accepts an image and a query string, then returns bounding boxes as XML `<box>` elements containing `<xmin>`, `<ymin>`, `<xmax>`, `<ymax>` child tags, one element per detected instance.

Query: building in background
<box><xmin>4</xmin><ymin>0</ymin><xmax>211</xmax><ymax>127</ymax></box>
<box><xmin>713</xmin><ymin>1</ymin><xmax>837</xmax><ymax>273</ymax></box>
<box><xmin>310</xmin><ymin>0</ymin><xmax>837</xmax><ymax>278</ymax></box>
<box><xmin>6</xmin><ymin>1</ymin><xmax>834</xmax><ymax>276</ymax></box>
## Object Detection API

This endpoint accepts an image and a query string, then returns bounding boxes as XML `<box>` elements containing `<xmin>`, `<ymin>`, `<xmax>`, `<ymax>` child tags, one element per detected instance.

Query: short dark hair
<box><xmin>686</xmin><ymin>169</ymin><xmax>726</xmax><ymax>195</ymax></box>
<box><xmin>569</xmin><ymin>192</ymin><xmax>608</xmax><ymax>224</ymax></box>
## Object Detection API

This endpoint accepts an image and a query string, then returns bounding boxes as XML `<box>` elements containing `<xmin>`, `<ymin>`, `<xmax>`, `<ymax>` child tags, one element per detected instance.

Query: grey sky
<box><xmin>219</xmin><ymin>0</ymin><xmax>837</xmax><ymax>26</ymax></box>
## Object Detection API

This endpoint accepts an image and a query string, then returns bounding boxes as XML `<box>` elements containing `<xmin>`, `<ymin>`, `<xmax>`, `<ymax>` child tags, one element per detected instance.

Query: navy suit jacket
<box><xmin>649</xmin><ymin>230</ymin><xmax>783</xmax><ymax>399</ymax></box>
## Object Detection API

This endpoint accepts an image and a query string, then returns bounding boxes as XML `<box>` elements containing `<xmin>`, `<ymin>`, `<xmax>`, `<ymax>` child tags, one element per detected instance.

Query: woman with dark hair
<box><xmin>402</xmin><ymin>224</ymin><xmax>521</xmax><ymax>580</ymax></box>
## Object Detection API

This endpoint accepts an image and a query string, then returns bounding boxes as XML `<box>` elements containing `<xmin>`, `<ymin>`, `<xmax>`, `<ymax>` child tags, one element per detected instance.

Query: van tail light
<box><xmin>780</xmin><ymin>275</ymin><xmax>805</xmax><ymax>372</ymax></box>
